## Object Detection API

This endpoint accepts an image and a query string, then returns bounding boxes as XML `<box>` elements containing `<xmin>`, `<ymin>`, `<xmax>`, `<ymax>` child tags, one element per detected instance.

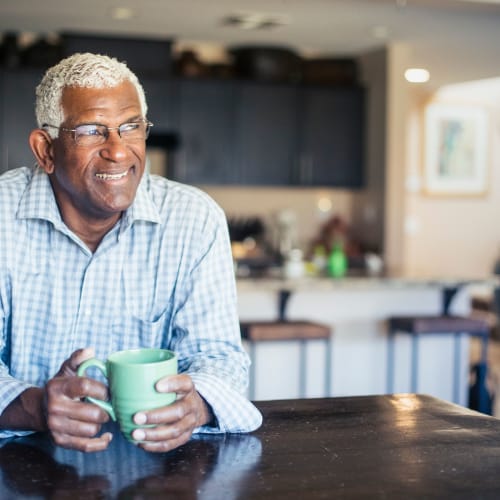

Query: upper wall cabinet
<box><xmin>0</xmin><ymin>69</ymin><xmax>43</xmax><ymax>174</ymax></box>
<box><xmin>299</xmin><ymin>85</ymin><xmax>365</xmax><ymax>187</ymax></box>
<box><xmin>141</xmin><ymin>77</ymin><xmax>177</xmax><ymax>132</ymax></box>
<box><xmin>233</xmin><ymin>82</ymin><xmax>300</xmax><ymax>186</ymax></box>
<box><xmin>173</xmin><ymin>79</ymin><xmax>237</xmax><ymax>185</ymax></box>
<box><xmin>168</xmin><ymin>79</ymin><xmax>365</xmax><ymax>187</ymax></box>
<box><xmin>0</xmin><ymin>68</ymin><xmax>365</xmax><ymax>187</ymax></box>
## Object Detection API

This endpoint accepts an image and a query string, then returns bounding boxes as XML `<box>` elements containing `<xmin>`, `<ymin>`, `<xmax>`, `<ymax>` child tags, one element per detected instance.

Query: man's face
<box><xmin>48</xmin><ymin>80</ymin><xmax>147</xmax><ymax>222</ymax></box>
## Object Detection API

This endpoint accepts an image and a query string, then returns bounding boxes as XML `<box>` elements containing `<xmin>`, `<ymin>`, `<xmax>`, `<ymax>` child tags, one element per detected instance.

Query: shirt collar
<box><xmin>17</xmin><ymin>167</ymin><xmax>161</xmax><ymax>227</ymax></box>
<box><xmin>122</xmin><ymin>173</ymin><xmax>161</xmax><ymax>227</ymax></box>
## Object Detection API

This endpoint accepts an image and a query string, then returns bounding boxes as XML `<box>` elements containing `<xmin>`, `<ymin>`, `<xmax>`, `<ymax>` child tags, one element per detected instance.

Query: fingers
<box><xmin>45</xmin><ymin>374</ymin><xmax>112</xmax><ymax>452</ymax></box>
<box><xmin>51</xmin><ymin>430</ymin><xmax>113</xmax><ymax>453</ymax></box>
<box><xmin>155</xmin><ymin>373</ymin><xmax>192</xmax><ymax>395</ymax></box>
<box><xmin>135</xmin><ymin>427</ymin><xmax>193</xmax><ymax>453</ymax></box>
<box><xmin>130</xmin><ymin>376</ymin><xmax>212</xmax><ymax>453</ymax></box>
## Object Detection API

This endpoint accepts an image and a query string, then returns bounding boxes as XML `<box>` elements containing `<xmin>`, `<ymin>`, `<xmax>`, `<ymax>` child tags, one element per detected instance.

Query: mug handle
<box><xmin>77</xmin><ymin>359</ymin><xmax>116</xmax><ymax>421</ymax></box>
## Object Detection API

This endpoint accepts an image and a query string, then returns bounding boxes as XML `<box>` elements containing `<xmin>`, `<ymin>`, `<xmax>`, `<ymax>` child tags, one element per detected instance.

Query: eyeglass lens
<box><xmin>74</xmin><ymin>121</ymin><xmax>151</xmax><ymax>146</ymax></box>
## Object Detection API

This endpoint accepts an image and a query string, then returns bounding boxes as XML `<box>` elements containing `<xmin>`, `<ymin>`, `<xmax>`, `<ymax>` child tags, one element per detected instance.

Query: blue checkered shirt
<box><xmin>0</xmin><ymin>166</ymin><xmax>262</xmax><ymax>438</ymax></box>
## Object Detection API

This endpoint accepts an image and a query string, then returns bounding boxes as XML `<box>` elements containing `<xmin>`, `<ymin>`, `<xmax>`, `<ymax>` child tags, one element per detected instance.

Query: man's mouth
<box><xmin>95</xmin><ymin>171</ymin><xmax>129</xmax><ymax>180</ymax></box>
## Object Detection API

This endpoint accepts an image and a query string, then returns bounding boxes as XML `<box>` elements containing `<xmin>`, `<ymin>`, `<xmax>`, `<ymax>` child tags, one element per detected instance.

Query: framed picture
<box><xmin>424</xmin><ymin>103</ymin><xmax>488</xmax><ymax>196</ymax></box>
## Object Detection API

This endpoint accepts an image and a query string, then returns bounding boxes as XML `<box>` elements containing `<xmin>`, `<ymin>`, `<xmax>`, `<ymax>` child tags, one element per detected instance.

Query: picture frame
<box><xmin>424</xmin><ymin>103</ymin><xmax>488</xmax><ymax>196</ymax></box>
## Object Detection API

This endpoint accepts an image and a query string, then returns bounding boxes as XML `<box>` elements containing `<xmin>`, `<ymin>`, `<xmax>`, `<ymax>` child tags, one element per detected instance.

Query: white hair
<box><xmin>35</xmin><ymin>52</ymin><xmax>148</xmax><ymax>138</ymax></box>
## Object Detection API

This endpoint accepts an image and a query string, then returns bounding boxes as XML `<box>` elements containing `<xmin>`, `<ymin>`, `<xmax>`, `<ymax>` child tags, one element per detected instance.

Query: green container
<box><xmin>327</xmin><ymin>244</ymin><xmax>347</xmax><ymax>278</ymax></box>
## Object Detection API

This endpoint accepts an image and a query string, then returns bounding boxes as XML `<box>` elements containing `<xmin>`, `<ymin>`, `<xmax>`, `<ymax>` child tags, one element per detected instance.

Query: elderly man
<box><xmin>0</xmin><ymin>53</ymin><xmax>261</xmax><ymax>452</ymax></box>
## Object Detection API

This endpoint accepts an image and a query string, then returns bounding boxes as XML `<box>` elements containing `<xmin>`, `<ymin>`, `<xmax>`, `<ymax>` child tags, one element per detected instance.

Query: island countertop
<box><xmin>236</xmin><ymin>273</ymin><xmax>498</xmax><ymax>293</ymax></box>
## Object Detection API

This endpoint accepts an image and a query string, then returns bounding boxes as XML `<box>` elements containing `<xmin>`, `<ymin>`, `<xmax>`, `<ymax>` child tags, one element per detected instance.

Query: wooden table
<box><xmin>1</xmin><ymin>395</ymin><xmax>500</xmax><ymax>498</ymax></box>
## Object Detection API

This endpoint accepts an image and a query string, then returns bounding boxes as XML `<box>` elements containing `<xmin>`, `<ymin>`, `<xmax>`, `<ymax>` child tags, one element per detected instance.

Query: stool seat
<box><xmin>387</xmin><ymin>314</ymin><xmax>490</xmax><ymax>413</ymax></box>
<box><xmin>240</xmin><ymin>320</ymin><xmax>331</xmax><ymax>341</ymax></box>
<box><xmin>240</xmin><ymin>320</ymin><xmax>332</xmax><ymax>399</ymax></box>
<box><xmin>389</xmin><ymin>315</ymin><xmax>489</xmax><ymax>336</ymax></box>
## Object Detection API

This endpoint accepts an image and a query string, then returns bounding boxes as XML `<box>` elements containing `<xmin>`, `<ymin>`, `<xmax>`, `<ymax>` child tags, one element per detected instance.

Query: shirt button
<box><xmin>83</xmin><ymin>309</ymin><xmax>92</xmax><ymax>317</ymax></box>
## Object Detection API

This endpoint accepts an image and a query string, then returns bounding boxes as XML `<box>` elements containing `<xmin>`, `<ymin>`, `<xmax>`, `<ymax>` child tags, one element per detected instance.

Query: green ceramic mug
<box><xmin>77</xmin><ymin>348</ymin><xmax>177</xmax><ymax>441</ymax></box>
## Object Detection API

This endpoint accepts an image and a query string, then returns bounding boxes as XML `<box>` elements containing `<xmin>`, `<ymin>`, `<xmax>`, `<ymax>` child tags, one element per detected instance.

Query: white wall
<box><xmin>404</xmin><ymin>78</ymin><xmax>500</xmax><ymax>278</ymax></box>
<box><xmin>202</xmin><ymin>186</ymin><xmax>354</xmax><ymax>251</ymax></box>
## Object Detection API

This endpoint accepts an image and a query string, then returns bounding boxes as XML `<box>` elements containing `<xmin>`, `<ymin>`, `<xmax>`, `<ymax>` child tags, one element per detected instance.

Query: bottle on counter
<box><xmin>311</xmin><ymin>244</ymin><xmax>327</xmax><ymax>276</ymax></box>
<box><xmin>327</xmin><ymin>241</ymin><xmax>347</xmax><ymax>278</ymax></box>
<box><xmin>283</xmin><ymin>248</ymin><xmax>305</xmax><ymax>279</ymax></box>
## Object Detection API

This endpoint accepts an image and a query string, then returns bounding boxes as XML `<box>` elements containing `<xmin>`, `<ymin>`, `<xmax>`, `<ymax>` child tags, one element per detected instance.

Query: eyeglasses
<box><xmin>43</xmin><ymin>119</ymin><xmax>153</xmax><ymax>147</ymax></box>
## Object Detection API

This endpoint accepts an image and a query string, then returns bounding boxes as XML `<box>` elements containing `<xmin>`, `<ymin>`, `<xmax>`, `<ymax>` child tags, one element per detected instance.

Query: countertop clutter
<box><xmin>231</xmin><ymin>211</ymin><xmax>382</xmax><ymax>281</ymax></box>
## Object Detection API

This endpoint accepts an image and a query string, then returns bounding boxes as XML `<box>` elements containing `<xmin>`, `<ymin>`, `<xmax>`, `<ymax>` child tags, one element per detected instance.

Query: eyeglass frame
<box><xmin>42</xmin><ymin>118</ymin><xmax>154</xmax><ymax>146</ymax></box>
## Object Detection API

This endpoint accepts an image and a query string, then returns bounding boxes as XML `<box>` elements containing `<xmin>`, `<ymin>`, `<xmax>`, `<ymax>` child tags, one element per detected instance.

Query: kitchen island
<box><xmin>237</xmin><ymin>275</ymin><xmax>495</xmax><ymax>405</ymax></box>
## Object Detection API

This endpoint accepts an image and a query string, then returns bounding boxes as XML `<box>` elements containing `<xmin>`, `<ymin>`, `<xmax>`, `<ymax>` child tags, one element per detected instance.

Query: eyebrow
<box><xmin>73</xmin><ymin>116</ymin><xmax>145</xmax><ymax>128</ymax></box>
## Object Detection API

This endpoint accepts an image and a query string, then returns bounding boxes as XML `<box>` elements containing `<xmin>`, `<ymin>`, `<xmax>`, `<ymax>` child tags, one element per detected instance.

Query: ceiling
<box><xmin>1</xmin><ymin>0</ymin><xmax>500</xmax><ymax>89</ymax></box>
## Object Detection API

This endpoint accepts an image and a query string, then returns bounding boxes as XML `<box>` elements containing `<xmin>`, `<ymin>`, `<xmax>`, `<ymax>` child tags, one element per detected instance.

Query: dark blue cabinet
<box><xmin>0</xmin><ymin>69</ymin><xmax>43</xmax><ymax>174</ymax></box>
<box><xmin>299</xmin><ymin>86</ymin><xmax>364</xmax><ymax>187</ymax></box>
<box><xmin>234</xmin><ymin>82</ymin><xmax>299</xmax><ymax>186</ymax></box>
<box><xmin>173</xmin><ymin>79</ymin><xmax>236</xmax><ymax>184</ymax></box>
<box><xmin>0</xmin><ymin>69</ymin><xmax>365</xmax><ymax>187</ymax></box>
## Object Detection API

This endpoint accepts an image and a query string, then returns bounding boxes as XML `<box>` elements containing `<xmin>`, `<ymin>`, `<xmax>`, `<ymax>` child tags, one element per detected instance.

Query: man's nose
<box><xmin>100</xmin><ymin>129</ymin><xmax>128</xmax><ymax>160</ymax></box>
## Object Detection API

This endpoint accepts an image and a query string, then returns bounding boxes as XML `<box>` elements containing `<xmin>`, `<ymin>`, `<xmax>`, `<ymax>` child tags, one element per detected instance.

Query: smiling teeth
<box><xmin>96</xmin><ymin>172</ymin><xmax>128</xmax><ymax>180</ymax></box>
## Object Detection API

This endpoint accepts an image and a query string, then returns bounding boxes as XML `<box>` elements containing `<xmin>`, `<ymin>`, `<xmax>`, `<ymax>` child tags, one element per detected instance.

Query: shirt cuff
<box><xmin>189</xmin><ymin>372</ymin><xmax>262</xmax><ymax>434</ymax></box>
<box><xmin>0</xmin><ymin>378</ymin><xmax>38</xmax><ymax>439</ymax></box>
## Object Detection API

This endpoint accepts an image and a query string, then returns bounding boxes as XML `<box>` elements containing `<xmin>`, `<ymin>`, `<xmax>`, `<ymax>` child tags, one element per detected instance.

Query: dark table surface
<box><xmin>1</xmin><ymin>394</ymin><xmax>500</xmax><ymax>499</ymax></box>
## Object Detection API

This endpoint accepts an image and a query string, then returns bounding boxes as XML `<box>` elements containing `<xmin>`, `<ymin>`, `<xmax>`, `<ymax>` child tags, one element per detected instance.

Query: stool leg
<box><xmin>387</xmin><ymin>332</ymin><xmax>395</xmax><ymax>394</ymax></box>
<box><xmin>324</xmin><ymin>336</ymin><xmax>332</xmax><ymax>397</ymax></box>
<box><xmin>411</xmin><ymin>335</ymin><xmax>419</xmax><ymax>393</ymax></box>
<box><xmin>249</xmin><ymin>342</ymin><xmax>256</xmax><ymax>400</ymax></box>
<box><xmin>478</xmin><ymin>331</ymin><xmax>491</xmax><ymax>414</ymax></box>
<box><xmin>453</xmin><ymin>333</ymin><xmax>461</xmax><ymax>404</ymax></box>
<box><xmin>480</xmin><ymin>333</ymin><xmax>488</xmax><ymax>363</ymax></box>
<box><xmin>299</xmin><ymin>340</ymin><xmax>306</xmax><ymax>398</ymax></box>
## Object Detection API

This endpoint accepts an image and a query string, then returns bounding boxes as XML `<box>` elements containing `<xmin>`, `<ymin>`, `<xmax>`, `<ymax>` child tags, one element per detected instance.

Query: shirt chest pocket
<box><xmin>111</xmin><ymin>269</ymin><xmax>173</xmax><ymax>349</ymax></box>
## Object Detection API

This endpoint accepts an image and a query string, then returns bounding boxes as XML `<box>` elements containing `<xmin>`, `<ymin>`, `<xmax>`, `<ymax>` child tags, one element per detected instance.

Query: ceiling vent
<box><xmin>221</xmin><ymin>12</ymin><xmax>291</xmax><ymax>30</ymax></box>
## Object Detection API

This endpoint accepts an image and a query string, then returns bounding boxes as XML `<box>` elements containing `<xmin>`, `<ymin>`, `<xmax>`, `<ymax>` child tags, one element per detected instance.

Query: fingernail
<box><xmin>132</xmin><ymin>428</ymin><xmax>146</xmax><ymax>441</ymax></box>
<box><xmin>156</xmin><ymin>380</ymin><xmax>168</xmax><ymax>392</ymax></box>
<box><xmin>134</xmin><ymin>412</ymin><xmax>147</xmax><ymax>425</ymax></box>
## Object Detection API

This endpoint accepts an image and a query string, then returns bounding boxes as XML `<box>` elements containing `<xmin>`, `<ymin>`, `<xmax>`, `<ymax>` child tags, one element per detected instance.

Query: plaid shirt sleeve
<box><xmin>164</xmin><ymin>190</ymin><xmax>262</xmax><ymax>433</ymax></box>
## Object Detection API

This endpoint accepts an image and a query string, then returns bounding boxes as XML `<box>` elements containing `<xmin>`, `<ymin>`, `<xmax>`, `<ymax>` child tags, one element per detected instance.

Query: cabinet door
<box><xmin>141</xmin><ymin>77</ymin><xmax>177</xmax><ymax>132</ymax></box>
<box><xmin>0</xmin><ymin>69</ymin><xmax>43</xmax><ymax>174</ymax></box>
<box><xmin>300</xmin><ymin>86</ymin><xmax>364</xmax><ymax>187</ymax></box>
<box><xmin>174</xmin><ymin>79</ymin><xmax>236</xmax><ymax>184</ymax></box>
<box><xmin>234</xmin><ymin>82</ymin><xmax>299</xmax><ymax>185</ymax></box>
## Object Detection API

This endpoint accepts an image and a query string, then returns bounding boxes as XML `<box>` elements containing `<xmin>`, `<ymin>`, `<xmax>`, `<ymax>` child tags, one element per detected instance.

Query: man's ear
<box><xmin>29</xmin><ymin>129</ymin><xmax>55</xmax><ymax>174</ymax></box>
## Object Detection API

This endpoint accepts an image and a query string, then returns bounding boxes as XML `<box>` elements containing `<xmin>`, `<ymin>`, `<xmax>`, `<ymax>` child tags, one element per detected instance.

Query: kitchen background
<box><xmin>1</xmin><ymin>0</ymin><xmax>500</xmax><ymax>280</ymax></box>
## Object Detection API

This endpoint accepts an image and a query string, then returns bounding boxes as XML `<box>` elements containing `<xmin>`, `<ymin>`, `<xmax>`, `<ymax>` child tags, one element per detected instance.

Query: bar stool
<box><xmin>386</xmin><ymin>315</ymin><xmax>490</xmax><ymax>411</ymax></box>
<box><xmin>240</xmin><ymin>319</ymin><xmax>332</xmax><ymax>400</ymax></box>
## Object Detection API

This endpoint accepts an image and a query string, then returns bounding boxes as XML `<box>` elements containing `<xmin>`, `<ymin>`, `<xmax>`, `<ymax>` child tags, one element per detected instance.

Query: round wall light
<box><xmin>404</xmin><ymin>68</ymin><xmax>430</xmax><ymax>83</ymax></box>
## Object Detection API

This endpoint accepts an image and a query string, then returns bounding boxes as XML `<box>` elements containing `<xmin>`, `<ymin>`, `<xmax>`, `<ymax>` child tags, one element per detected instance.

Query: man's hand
<box><xmin>44</xmin><ymin>348</ymin><xmax>113</xmax><ymax>452</ymax></box>
<box><xmin>129</xmin><ymin>374</ymin><xmax>213</xmax><ymax>453</ymax></box>
<box><xmin>0</xmin><ymin>348</ymin><xmax>112</xmax><ymax>453</ymax></box>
